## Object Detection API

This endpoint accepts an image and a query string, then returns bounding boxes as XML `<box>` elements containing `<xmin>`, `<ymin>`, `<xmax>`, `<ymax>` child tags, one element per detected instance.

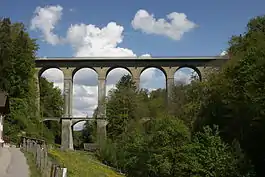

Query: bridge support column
<box><xmin>133</xmin><ymin>77</ymin><xmax>140</xmax><ymax>90</ymax></box>
<box><xmin>131</xmin><ymin>67</ymin><xmax>142</xmax><ymax>91</ymax></box>
<box><xmin>61</xmin><ymin>68</ymin><xmax>74</xmax><ymax>150</ymax></box>
<box><xmin>97</xmin><ymin>69</ymin><xmax>107</xmax><ymax>141</ymax></box>
<box><xmin>165</xmin><ymin>67</ymin><xmax>177</xmax><ymax>104</ymax></box>
<box><xmin>197</xmin><ymin>66</ymin><xmax>207</xmax><ymax>81</ymax></box>
<box><xmin>34</xmin><ymin>68</ymin><xmax>40</xmax><ymax>116</ymax></box>
<box><xmin>97</xmin><ymin>119</ymin><xmax>108</xmax><ymax>143</ymax></box>
<box><xmin>61</xmin><ymin>119</ymin><xmax>73</xmax><ymax>150</ymax></box>
<box><xmin>167</xmin><ymin>77</ymin><xmax>174</xmax><ymax>101</ymax></box>
<box><xmin>62</xmin><ymin>68</ymin><xmax>74</xmax><ymax>118</ymax></box>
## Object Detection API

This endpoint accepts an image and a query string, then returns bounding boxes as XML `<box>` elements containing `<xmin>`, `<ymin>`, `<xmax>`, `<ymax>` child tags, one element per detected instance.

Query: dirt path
<box><xmin>0</xmin><ymin>146</ymin><xmax>29</xmax><ymax>177</ymax></box>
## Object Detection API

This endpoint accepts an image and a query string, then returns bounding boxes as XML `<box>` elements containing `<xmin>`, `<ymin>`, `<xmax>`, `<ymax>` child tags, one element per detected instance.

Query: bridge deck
<box><xmin>35</xmin><ymin>56</ymin><xmax>228</xmax><ymax>68</ymax></box>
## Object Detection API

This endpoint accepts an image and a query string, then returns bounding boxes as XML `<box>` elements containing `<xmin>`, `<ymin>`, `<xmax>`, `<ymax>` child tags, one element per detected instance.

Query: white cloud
<box><xmin>175</xmin><ymin>68</ymin><xmax>199</xmax><ymax>85</ymax></box>
<box><xmin>33</xmin><ymin>5</ymin><xmax>194</xmax><ymax>130</ymax></box>
<box><xmin>175</xmin><ymin>70</ymin><xmax>191</xmax><ymax>84</ymax></box>
<box><xmin>132</xmin><ymin>9</ymin><xmax>197</xmax><ymax>40</ymax></box>
<box><xmin>106</xmin><ymin>68</ymin><xmax>131</xmax><ymax>85</ymax></box>
<box><xmin>220</xmin><ymin>50</ymin><xmax>228</xmax><ymax>56</ymax></box>
<box><xmin>42</xmin><ymin>68</ymin><xmax>63</xmax><ymax>83</ymax></box>
<box><xmin>31</xmin><ymin>5</ymin><xmax>63</xmax><ymax>45</ymax></box>
<box><xmin>139</xmin><ymin>54</ymin><xmax>151</xmax><ymax>58</ymax></box>
<box><xmin>66</xmin><ymin>22</ymin><xmax>136</xmax><ymax>57</ymax></box>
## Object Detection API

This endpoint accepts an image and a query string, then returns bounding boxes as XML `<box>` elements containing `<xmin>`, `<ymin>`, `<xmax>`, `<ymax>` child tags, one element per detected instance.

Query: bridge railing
<box><xmin>20</xmin><ymin>136</ymin><xmax>67</xmax><ymax>177</ymax></box>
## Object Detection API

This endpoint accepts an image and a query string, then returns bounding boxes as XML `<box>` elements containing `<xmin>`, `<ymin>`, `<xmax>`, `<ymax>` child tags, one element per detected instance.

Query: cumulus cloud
<box><xmin>220</xmin><ymin>50</ymin><xmax>228</xmax><ymax>56</ymax></box>
<box><xmin>31</xmin><ymin>5</ymin><xmax>63</xmax><ymax>45</ymax></box>
<box><xmin>33</xmin><ymin>5</ymin><xmax>194</xmax><ymax>130</ymax></box>
<box><xmin>139</xmin><ymin>54</ymin><xmax>151</xmax><ymax>58</ymax></box>
<box><xmin>132</xmin><ymin>9</ymin><xmax>197</xmax><ymax>40</ymax></box>
<box><xmin>175</xmin><ymin>69</ymin><xmax>194</xmax><ymax>85</ymax></box>
<box><xmin>66</xmin><ymin>22</ymin><xmax>136</xmax><ymax>57</ymax></box>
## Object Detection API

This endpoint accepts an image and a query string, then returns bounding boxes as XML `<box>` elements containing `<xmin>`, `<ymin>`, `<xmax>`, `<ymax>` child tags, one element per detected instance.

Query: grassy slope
<box><xmin>49</xmin><ymin>149</ymin><xmax>124</xmax><ymax>177</ymax></box>
<box><xmin>23</xmin><ymin>151</ymin><xmax>42</xmax><ymax>177</ymax></box>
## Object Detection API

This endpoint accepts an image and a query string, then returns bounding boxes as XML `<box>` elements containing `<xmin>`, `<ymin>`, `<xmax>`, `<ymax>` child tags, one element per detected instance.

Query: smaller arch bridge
<box><xmin>41</xmin><ymin>117</ymin><xmax>104</xmax><ymax>124</ymax></box>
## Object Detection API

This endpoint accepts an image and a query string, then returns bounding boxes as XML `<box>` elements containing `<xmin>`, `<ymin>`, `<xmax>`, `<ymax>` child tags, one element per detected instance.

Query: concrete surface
<box><xmin>0</xmin><ymin>146</ymin><xmax>29</xmax><ymax>177</ymax></box>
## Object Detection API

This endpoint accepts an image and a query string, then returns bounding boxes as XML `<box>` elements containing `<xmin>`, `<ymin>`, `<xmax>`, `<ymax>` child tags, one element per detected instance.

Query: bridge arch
<box><xmin>72</xmin><ymin>67</ymin><xmax>98</xmax><ymax>78</ymax></box>
<box><xmin>140</xmin><ymin>66</ymin><xmax>167</xmax><ymax>79</ymax></box>
<box><xmin>71</xmin><ymin>119</ymin><xmax>94</xmax><ymax>127</ymax></box>
<box><xmin>106</xmin><ymin>67</ymin><xmax>132</xmax><ymax>95</ymax></box>
<box><xmin>140</xmin><ymin>66</ymin><xmax>167</xmax><ymax>91</ymax></box>
<box><xmin>106</xmin><ymin>66</ymin><xmax>132</xmax><ymax>79</ymax></box>
<box><xmin>175</xmin><ymin>66</ymin><xmax>201</xmax><ymax>84</ymax></box>
<box><xmin>72</xmin><ymin>68</ymin><xmax>98</xmax><ymax>126</ymax></box>
<box><xmin>38</xmin><ymin>66</ymin><xmax>62</xmax><ymax>78</ymax></box>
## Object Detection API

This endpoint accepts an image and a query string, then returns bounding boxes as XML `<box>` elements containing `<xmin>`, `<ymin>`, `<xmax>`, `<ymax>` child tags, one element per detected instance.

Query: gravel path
<box><xmin>0</xmin><ymin>146</ymin><xmax>29</xmax><ymax>177</ymax></box>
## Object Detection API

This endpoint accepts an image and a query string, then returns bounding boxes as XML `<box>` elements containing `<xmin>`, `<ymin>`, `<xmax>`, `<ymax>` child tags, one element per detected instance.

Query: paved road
<box><xmin>0</xmin><ymin>146</ymin><xmax>29</xmax><ymax>177</ymax></box>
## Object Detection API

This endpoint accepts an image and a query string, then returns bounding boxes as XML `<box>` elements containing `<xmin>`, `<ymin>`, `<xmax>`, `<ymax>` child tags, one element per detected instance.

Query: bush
<box><xmin>175</xmin><ymin>126</ymin><xmax>255</xmax><ymax>177</ymax></box>
<box><xmin>98</xmin><ymin>117</ymin><xmax>191</xmax><ymax>177</ymax></box>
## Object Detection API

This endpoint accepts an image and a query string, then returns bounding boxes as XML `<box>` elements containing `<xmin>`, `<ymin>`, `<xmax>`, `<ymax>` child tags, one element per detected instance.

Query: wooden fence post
<box><xmin>20</xmin><ymin>137</ymin><xmax>67</xmax><ymax>177</ymax></box>
<box><xmin>62</xmin><ymin>168</ymin><xmax>67</xmax><ymax>177</ymax></box>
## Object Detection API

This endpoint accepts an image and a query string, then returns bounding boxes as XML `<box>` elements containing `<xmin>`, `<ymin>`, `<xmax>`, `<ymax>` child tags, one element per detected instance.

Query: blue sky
<box><xmin>2</xmin><ymin>0</ymin><xmax>264</xmax><ymax>57</ymax></box>
<box><xmin>1</xmin><ymin>0</ymin><xmax>264</xmax><ymax>129</ymax></box>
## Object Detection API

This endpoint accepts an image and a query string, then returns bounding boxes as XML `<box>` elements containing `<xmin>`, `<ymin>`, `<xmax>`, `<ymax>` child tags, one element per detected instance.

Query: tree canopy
<box><xmin>3</xmin><ymin>13</ymin><xmax>265</xmax><ymax>176</ymax></box>
<box><xmin>0</xmin><ymin>18</ymin><xmax>64</xmax><ymax>144</ymax></box>
<box><xmin>92</xmin><ymin>15</ymin><xmax>265</xmax><ymax>177</ymax></box>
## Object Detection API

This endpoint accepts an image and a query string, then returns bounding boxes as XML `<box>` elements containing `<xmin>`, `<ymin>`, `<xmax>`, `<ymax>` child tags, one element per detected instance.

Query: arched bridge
<box><xmin>34</xmin><ymin>56</ymin><xmax>229</xmax><ymax>150</ymax></box>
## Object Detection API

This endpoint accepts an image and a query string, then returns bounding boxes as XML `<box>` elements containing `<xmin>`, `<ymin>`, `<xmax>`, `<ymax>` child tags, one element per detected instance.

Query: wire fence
<box><xmin>20</xmin><ymin>136</ymin><xmax>67</xmax><ymax>177</ymax></box>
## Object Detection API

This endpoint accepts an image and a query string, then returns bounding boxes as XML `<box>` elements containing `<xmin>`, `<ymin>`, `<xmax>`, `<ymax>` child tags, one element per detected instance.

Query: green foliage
<box><xmin>23</xmin><ymin>151</ymin><xmax>42</xmax><ymax>177</ymax></box>
<box><xmin>186</xmin><ymin>15</ymin><xmax>265</xmax><ymax>176</ymax></box>
<box><xmin>82</xmin><ymin>120</ymin><xmax>97</xmax><ymax>143</ymax></box>
<box><xmin>40</xmin><ymin>77</ymin><xmax>63</xmax><ymax>117</ymax></box>
<box><xmin>121</xmin><ymin>117</ymin><xmax>190</xmax><ymax>177</ymax></box>
<box><xmin>0</xmin><ymin>18</ymin><xmax>62</xmax><ymax>145</ymax></box>
<box><xmin>0</xmin><ymin>18</ymin><xmax>41</xmax><ymax>143</ymax></box>
<box><xmin>67</xmin><ymin>14</ymin><xmax>265</xmax><ymax>176</ymax></box>
<box><xmin>49</xmin><ymin>149</ymin><xmax>124</xmax><ymax>177</ymax></box>
<box><xmin>99</xmin><ymin>115</ymin><xmax>253</xmax><ymax>176</ymax></box>
<box><xmin>0</xmin><ymin>19</ymin><xmax>37</xmax><ymax>98</ymax></box>
<box><xmin>73</xmin><ymin>130</ymin><xmax>83</xmax><ymax>149</ymax></box>
<box><xmin>39</xmin><ymin>77</ymin><xmax>63</xmax><ymax>144</ymax></box>
<box><xmin>177</xmin><ymin>126</ymin><xmax>255</xmax><ymax>177</ymax></box>
<box><xmin>106</xmin><ymin>74</ymin><xmax>138</xmax><ymax>139</ymax></box>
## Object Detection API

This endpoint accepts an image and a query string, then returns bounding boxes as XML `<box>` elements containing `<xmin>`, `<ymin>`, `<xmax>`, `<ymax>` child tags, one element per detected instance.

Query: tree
<box><xmin>0</xmin><ymin>18</ymin><xmax>42</xmax><ymax>142</ymax></box>
<box><xmin>39</xmin><ymin>77</ymin><xmax>64</xmax><ymax>144</ymax></box>
<box><xmin>0</xmin><ymin>18</ymin><xmax>63</xmax><ymax>144</ymax></box>
<box><xmin>106</xmin><ymin>74</ymin><xmax>138</xmax><ymax>139</ymax></box>
<box><xmin>0</xmin><ymin>18</ymin><xmax>12</xmax><ymax>91</ymax></box>
<box><xmin>177</xmin><ymin>126</ymin><xmax>255</xmax><ymax>177</ymax></box>
<box><xmin>191</xmin><ymin>15</ymin><xmax>265</xmax><ymax>176</ymax></box>
<box><xmin>148</xmin><ymin>88</ymin><xmax>167</xmax><ymax>118</ymax></box>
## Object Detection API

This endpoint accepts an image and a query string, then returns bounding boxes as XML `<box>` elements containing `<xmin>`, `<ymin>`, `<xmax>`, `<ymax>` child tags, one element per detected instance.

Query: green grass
<box><xmin>49</xmin><ymin>149</ymin><xmax>124</xmax><ymax>177</ymax></box>
<box><xmin>23</xmin><ymin>151</ymin><xmax>42</xmax><ymax>177</ymax></box>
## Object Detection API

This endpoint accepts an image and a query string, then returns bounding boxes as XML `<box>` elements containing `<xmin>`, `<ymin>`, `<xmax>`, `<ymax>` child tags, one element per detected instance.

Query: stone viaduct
<box><xmin>34</xmin><ymin>56</ymin><xmax>228</xmax><ymax>150</ymax></box>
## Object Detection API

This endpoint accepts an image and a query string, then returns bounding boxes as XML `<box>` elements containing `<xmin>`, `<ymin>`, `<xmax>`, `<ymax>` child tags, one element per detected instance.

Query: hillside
<box><xmin>49</xmin><ymin>149</ymin><xmax>124</xmax><ymax>177</ymax></box>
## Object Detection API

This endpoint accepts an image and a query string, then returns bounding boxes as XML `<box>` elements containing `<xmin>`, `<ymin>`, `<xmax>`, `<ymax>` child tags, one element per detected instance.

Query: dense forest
<box><xmin>2</xmin><ymin>14</ymin><xmax>265</xmax><ymax>177</ymax></box>
<box><xmin>79</xmin><ymin>15</ymin><xmax>265</xmax><ymax>177</ymax></box>
<box><xmin>0</xmin><ymin>18</ymin><xmax>63</xmax><ymax>144</ymax></box>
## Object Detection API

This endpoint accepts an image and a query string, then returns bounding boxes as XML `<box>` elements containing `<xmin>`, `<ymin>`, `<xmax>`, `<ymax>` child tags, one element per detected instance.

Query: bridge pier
<box><xmin>34</xmin><ymin>68</ymin><xmax>40</xmax><ymax>116</ymax></box>
<box><xmin>61</xmin><ymin>68</ymin><xmax>74</xmax><ymax>150</ymax></box>
<box><xmin>61</xmin><ymin>119</ymin><xmax>74</xmax><ymax>150</ymax></box>
<box><xmin>96</xmin><ymin>119</ymin><xmax>108</xmax><ymax>143</ymax></box>
<box><xmin>96</xmin><ymin>68</ymin><xmax>107</xmax><ymax>142</ymax></box>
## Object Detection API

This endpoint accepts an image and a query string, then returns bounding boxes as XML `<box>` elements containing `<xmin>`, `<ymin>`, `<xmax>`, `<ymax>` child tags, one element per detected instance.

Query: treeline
<box><xmin>80</xmin><ymin>15</ymin><xmax>265</xmax><ymax>176</ymax></box>
<box><xmin>0</xmin><ymin>18</ymin><xmax>63</xmax><ymax>144</ymax></box>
